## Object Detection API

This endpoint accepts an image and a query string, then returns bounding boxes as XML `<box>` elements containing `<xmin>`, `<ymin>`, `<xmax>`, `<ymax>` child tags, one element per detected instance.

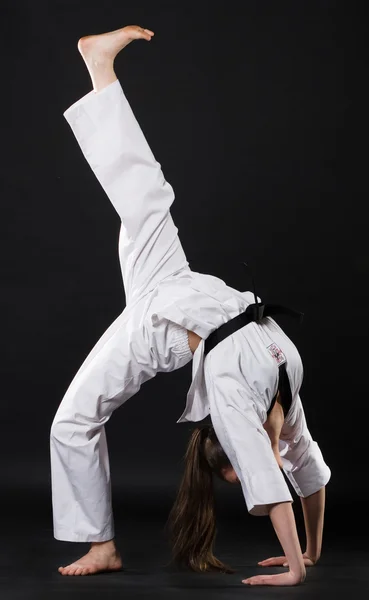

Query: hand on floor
<box><xmin>257</xmin><ymin>551</ymin><xmax>317</xmax><ymax>568</ymax></box>
<box><xmin>242</xmin><ymin>570</ymin><xmax>305</xmax><ymax>586</ymax></box>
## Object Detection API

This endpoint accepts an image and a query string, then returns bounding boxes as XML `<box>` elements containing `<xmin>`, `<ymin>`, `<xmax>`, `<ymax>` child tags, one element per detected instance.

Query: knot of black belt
<box><xmin>203</xmin><ymin>263</ymin><xmax>304</xmax><ymax>419</ymax></box>
<box><xmin>204</xmin><ymin>261</ymin><xmax>304</xmax><ymax>357</ymax></box>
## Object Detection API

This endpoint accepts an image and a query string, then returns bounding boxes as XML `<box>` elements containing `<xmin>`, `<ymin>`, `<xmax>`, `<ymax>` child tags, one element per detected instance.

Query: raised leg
<box><xmin>64</xmin><ymin>25</ymin><xmax>190</xmax><ymax>305</ymax></box>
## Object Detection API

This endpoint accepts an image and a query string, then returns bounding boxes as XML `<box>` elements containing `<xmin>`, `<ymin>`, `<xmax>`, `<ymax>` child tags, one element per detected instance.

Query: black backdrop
<box><xmin>1</xmin><ymin>0</ymin><xmax>367</xmax><ymax>543</ymax></box>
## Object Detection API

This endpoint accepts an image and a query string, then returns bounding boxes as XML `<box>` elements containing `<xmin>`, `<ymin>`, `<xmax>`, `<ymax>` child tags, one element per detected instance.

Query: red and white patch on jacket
<box><xmin>267</xmin><ymin>343</ymin><xmax>286</xmax><ymax>366</ymax></box>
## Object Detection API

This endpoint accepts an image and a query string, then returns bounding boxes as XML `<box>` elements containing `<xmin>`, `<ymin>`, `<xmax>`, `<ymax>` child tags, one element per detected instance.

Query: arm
<box><xmin>258</xmin><ymin>393</ymin><xmax>330</xmax><ymax>573</ymax></box>
<box><xmin>263</xmin><ymin>393</ymin><xmax>284</xmax><ymax>468</ymax></box>
<box><xmin>301</xmin><ymin>486</ymin><xmax>326</xmax><ymax>563</ymax></box>
<box><xmin>257</xmin><ymin>487</ymin><xmax>327</xmax><ymax>570</ymax></box>
<box><xmin>206</xmin><ymin>376</ymin><xmax>306</xmax><ymax>586</ymax></box>
<box><xmin>243</xmin><ymin>501</ymin><xmax>306</xmax><ymax>586</ymax></box>
<box><xmin>269</xmin><ymin>502</ymin><xmax>306</xmax><ymax>578</ymax></box>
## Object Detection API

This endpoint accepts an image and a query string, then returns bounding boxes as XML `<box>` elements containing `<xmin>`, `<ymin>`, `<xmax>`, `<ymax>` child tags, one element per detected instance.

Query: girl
<box><xmin>51</xmin><ymin>25</ymin><xmax>331</xmax><ymax>586</ymax></box>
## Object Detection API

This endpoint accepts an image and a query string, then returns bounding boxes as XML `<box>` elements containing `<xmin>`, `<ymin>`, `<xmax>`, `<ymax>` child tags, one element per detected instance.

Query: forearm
<box><xmin>268</xmin><ymin>502</ymin><xmax>306</xmax><ymax>582</ymax></box>
<box><xmin>300</xmin><ymin>486</ymin><xmax>326</xmax><ymax>562</ymax></box>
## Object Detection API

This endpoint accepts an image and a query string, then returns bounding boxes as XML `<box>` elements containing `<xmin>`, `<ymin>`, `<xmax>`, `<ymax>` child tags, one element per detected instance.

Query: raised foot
<box><xmin>58</xmin><ymin>547</ymin><xmax>123</xmax><ymax>576</ymax></box>
<box><xmin>78</xmin><ymin>25</ymin><xmax>154</xmax><ymax>64</ymax></box>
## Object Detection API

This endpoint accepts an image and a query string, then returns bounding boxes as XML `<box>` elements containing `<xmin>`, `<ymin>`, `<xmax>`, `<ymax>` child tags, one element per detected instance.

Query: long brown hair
<box><xmin>166</xmin><ymin>423</ymin><xmax>235</xmax><ymax>573</ymax></box>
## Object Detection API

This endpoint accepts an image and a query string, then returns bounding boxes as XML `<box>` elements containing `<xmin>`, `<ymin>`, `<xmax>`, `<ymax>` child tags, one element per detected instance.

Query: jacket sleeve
<box><xmin>205</xmin><ymin>353</ymin><xmax>294</xmax><ymax>517</ymax></box>
<box><xmin>279</xmin><ymin>395</ymin><xmax>331</xmax><ymax>497</ymax></box>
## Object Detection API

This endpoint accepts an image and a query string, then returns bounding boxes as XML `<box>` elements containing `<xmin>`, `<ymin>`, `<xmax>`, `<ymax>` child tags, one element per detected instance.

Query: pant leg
<box><xmin>63</xmin><ymin>80</ymin><xmax>190</xmax><ymax>305</ymax></box>
<box><xmin>279</xmin><ymin>395</ymin><xmax>331</xmax><ymax>497</ymax></box>
<box><xmin>50</xmin><ymin>309</ymin><xmax>157</xmax><ymax>542</ymax></box>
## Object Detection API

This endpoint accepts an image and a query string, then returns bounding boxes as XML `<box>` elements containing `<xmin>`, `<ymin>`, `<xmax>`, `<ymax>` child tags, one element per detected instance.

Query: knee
<box><xmin>50</xmin><ymin>385</ymin><xmax>87</xmax><ymax>444</ymax></box>
<box><xmin>50</xmin><ymin>400</ymin><xmax>78</xmax><ymax>445</ymax></box>
<box><xmin>50</xmin><ymin>401</ymin><xmax>99</xmax><ymax>448</ymax></box>
<box><xmin>50</xmin><ymin>410</ymin><xmax>66</xmax><ymax>445</ymax></box>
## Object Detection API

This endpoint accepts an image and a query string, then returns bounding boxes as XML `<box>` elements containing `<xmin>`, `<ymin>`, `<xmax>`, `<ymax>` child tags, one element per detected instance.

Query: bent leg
<box><xmin>50</xmin><ymin>316</ymin><xmax>156</xmax><ymax>542</ymax></box>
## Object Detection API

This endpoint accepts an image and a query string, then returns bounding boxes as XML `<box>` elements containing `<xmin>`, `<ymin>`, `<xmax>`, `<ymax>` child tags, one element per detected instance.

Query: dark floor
<box><xmin>1</xmin><ymin>491</ymin><xmax>368</xmax><ymax>600</ymax></box>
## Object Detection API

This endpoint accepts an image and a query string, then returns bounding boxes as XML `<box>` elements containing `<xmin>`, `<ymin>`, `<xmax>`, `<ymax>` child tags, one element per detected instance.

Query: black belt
<box><xmin>267</xmin><ymin>361</ymin><xmax>292</xmax><ymax>418</ymax></box>
<box><xmin>203</xmin><ymin>301</ymin><xmax>302</xmax><ymax>419</ymax></box>
<box><xmin>204</xmin><ymin>302</ymin><xmax>304</xmax><ymax>357</ymax></box>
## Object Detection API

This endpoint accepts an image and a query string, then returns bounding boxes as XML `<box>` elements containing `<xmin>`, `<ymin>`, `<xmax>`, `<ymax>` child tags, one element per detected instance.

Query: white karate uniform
<box><xmin>50</xmin><ymin>79</ymin><xmax>331</xmax><ymax>542</ymax></box>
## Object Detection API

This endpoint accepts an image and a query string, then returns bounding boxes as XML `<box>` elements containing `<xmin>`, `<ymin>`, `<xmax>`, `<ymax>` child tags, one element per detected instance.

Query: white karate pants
<box><xmin>50</xmin><ymin>80</ymin><xmax>193</xmax><ymax>542</ymax></box>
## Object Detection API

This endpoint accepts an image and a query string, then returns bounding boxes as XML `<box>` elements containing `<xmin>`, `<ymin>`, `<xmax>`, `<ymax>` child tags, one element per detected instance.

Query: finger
<box><xmin>242</xmin><ymin>575</ymin><xmax>269</xmax><ymax>585</ymax></box>
<box><xmin>258</xmin><ymin>557</ymin><xmax>285</xmax><ymax>566</ymax></box>
<box><xmin>243</xmin><ymin>574</ymin><xmax>286</xmax><ymax>586</ymax></box>
<box><xmin>258</xmin><ymin>557</ymin><xmax>276</xmax><ymax>564</ymax></box>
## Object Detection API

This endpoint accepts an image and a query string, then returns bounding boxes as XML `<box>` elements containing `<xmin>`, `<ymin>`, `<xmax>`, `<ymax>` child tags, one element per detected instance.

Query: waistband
<box><xmin>169</xmin><ymin>322</ymin><xmax>193</xmax><ymax>361</ymax></box>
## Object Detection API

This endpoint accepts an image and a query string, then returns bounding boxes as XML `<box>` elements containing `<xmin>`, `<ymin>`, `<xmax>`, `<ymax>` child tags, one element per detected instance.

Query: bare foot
<box><xmin>58</xmin><ymin>540</ymin><xmax>123</xmax><ymax>576</ymax></box>
<box><xmin>77</xmin><ymin>25</ymin><xmax>154</xmax><ymax>92</ymax></box>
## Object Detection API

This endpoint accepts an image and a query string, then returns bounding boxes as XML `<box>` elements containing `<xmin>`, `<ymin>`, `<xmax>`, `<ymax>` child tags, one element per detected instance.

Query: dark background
<box><xmin>1</xmin><ymin>1</ymin><xmax>368</xmax><ymax>598</ymax></box>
